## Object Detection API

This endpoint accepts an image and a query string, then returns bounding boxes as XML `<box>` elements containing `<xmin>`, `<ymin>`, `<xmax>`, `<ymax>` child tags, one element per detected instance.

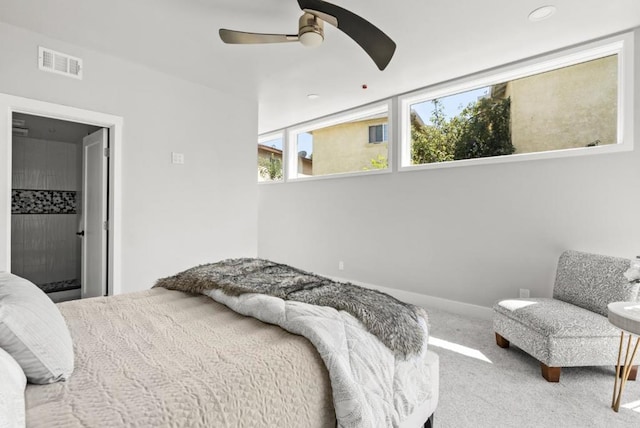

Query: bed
<box><xmin>1</xmin><ymin>260</ymin><xmax>439</xmax><ymax>428</ymax></box>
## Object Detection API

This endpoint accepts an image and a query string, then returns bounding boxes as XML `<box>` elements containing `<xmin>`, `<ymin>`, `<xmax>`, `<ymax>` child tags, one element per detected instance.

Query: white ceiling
<box><xmin>1</xmin><ymin>0</ymin><xmax>639</xmax><ymax>134</ymax></box>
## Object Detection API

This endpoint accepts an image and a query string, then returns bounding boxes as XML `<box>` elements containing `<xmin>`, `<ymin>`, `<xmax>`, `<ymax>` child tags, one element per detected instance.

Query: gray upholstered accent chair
<box><xmin>493</xmin><ymin>250</ymin><xmax>640</xmax><ymax>382</ymax></box>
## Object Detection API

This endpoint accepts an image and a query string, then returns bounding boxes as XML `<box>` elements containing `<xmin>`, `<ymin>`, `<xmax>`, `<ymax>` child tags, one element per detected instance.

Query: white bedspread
<box><xmin>204</xmin><ymin>289</ymin><xmax>433</xmax><ymax>428</ymax></box>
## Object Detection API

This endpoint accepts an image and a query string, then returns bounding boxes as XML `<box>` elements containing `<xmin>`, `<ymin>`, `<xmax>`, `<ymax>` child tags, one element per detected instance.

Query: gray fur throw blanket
<box><xmin>154</xmin><ymin>258</ymin><xmax>427</xmax><ymax>357</ymax></box>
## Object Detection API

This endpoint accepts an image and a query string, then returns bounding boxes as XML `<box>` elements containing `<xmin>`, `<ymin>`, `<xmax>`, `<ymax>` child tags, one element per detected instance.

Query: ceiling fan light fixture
<box><xmin>299</xmin><ymin>31</ymin><xmax>324</xmax><ymax>47</ymax></box>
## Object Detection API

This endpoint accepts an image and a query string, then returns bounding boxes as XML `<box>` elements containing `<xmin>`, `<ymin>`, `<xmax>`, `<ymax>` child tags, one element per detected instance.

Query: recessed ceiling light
<box><xmin>528</xmin><ymin>5</ymin><xmax>556</xmax><ymax>22</ymax></box>
<box><xmin>307</xmin><ymin>94</ymin><xmax>320</xmax><ymax>100</ymax></box>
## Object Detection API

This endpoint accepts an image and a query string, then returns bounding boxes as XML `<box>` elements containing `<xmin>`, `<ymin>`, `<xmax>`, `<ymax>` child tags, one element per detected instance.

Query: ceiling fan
<box><xmin>219</xmin><ymin>0</ymin><xmax>396</xmax><ymax>71</ymax></box>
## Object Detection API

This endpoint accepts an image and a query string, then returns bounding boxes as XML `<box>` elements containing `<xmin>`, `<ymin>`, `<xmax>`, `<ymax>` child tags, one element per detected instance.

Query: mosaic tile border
<box><xmin>12</xmin><ymin>189</ymin><xmax>77</xmax><ymax>214</ymax></box>
<box><xmin>39</xmin><ymin>278</ymin><xmax>81</xmax><ymax>293</ymax></box>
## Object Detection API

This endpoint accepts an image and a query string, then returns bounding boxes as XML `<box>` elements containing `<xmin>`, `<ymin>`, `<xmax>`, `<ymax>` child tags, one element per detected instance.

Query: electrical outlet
<box><xmin>519</xmin><ymin>288</ymin><xmax>530</xmax><ymax>298</ymax></box>
<box><xmin>338</xmin><ymin>261</ymin><xmax>344</xmax><ymax>271</ymax></box>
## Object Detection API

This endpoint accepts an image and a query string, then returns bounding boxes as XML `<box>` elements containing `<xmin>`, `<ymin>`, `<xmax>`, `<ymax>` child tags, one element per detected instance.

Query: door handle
<box><xmin>76</xmin><ymin>231</ymin><xmax>85</xmax><ymax>236</ymax></box>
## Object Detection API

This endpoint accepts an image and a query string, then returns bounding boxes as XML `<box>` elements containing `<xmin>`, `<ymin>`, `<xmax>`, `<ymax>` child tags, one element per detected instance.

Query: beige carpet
<box><xmin>426</xmin><ymin>306</ymin><xmax>640</xmax><ymax>427</ymax></box>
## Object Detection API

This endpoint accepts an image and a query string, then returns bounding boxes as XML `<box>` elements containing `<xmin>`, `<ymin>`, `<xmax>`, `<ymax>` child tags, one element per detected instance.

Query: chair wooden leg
<box><xmin>541</xmin><ymin>363</ymin><xmax>561</xmax><ymax>382</ymax></box>
<box><xmin>620</xmin><ymin>365</ymin><xmax>638</xmax><ymax>381</ymax></box>
<box><xmin>495</xmin><ymin>333</ymin><xmax>510</xmax><ymax>349</ymax></box>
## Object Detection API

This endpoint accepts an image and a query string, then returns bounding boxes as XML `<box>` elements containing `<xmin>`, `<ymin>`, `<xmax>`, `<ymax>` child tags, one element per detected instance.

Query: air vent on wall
<box><xmin>38</xmin><ymin>47</ymin><xmax>83</xmax><ymax>79</ymax></box>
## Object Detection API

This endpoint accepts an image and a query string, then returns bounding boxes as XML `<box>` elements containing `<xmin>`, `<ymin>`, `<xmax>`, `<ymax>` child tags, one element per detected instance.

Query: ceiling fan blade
<box><xmin>219</xmin><ymin>29</ymin><xmax>299</xmax><ymax>44</ymax></box>
<box><xmin>298</xmin><ymin>0</ymin><xmax>396</xmax><ymax>70</ymax></box>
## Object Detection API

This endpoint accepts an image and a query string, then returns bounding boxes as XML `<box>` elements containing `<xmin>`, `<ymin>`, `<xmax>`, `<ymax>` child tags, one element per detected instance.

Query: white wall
<box><xmin>258</xmin><ymin>30</ymin><xmax>640</xmax><ymax>309</ymax></box>
<box><xmin>0</xmin><ymin>22</ymin><xmax>258</xmax><ymax>292</ymax></box>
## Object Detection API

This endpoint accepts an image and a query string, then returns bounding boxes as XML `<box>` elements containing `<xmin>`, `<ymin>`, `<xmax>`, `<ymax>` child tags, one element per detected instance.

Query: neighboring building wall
<box><xmin>298</xmin><ymin>156</ymin><xmax>313</xmax><ymax>176</ymax></box>
<box><xmin>258</xmin><ymin>145</ymin><xmax>278</xmax><ymax>163</ymax></box>
<box><xmin>507</xmin><ymin>55</ymin><xmax>617</xmax><ymax>154</ymax></box>
<box><xmin>312</xmin><ymin>118</ymin><xmax>388</xmax><ymax>176</ymax></box>
<box><xmin>257</xmin><ymin>145</ymin><xmax>311</xmax><ymax>180</ymax></box>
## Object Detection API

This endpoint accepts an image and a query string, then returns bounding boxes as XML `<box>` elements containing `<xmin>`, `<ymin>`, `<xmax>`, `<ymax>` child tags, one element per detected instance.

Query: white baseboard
<box><xmin>332</xmin><ymin>276</ymin><xmax>493</xmax><ymax>320</ymax></box>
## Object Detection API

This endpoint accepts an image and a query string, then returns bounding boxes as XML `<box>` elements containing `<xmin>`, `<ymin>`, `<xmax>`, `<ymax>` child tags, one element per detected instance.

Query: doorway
<box><xmin>11</xmin><ymin>113</ymin><xmax>107</xmax><ymax>302</ymax></box>
<box><xmin>0</xmin><ymin>93</ymin><xmax>123</xmax><ymax>299</ymax></box>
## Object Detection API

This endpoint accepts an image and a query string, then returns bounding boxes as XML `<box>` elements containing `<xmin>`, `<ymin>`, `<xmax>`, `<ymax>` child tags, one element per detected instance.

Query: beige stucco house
<box><xmin>497</xmin><ymin>55</ymin><xmax>617</xmax><ymax>154</ymax></box>
<box><xmin>258</xmin><ymin>143</ymin><xmax>312</xmax><ymax>181</ymax></box>
<box><xmin>310</xmin><ymin>116</ymin><xmax>388</xmax><ymax>176</ymax></box>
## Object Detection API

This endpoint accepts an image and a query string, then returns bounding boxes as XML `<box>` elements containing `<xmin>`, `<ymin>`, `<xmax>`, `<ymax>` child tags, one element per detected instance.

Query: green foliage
<box><xmin>453</xmin><ymin>97</ymin><xmax>514</xmax><ymax>160</ymax></box>
<box><xmin>411</xmin><ymin>100</ymin><xmax>455</xmax><ymax>164</ymax></box>
<box><xmin>411</xmin><ymin>96</ymin><xmax>513</xmax><ymax>165</ymax></box>
<box><xmin>258</xmin><ymin>153</ymin><xmax>283</xmax><ymax>180</ymax></box>
<box><xmin>367</xmin><ymin>154</ymin><xmax>388</xmax><ymax>170</ymax></box>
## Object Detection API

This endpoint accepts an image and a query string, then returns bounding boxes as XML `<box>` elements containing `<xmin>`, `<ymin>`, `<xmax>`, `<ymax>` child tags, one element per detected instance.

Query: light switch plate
<box><xmin>171</xmin><ymin>152</ymin><xmax>184</xmax><ymax>164</ymax></box>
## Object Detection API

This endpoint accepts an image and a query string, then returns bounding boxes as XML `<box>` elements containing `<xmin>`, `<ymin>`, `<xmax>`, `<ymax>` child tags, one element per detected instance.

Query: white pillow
<box><xmin>0</xmin><ymin>347</ymin><xmax>26</xmax><ymax>428</ymax></box>
<box><xmin>0</xmin><ymin>272</ymin><xmax>74</xmax><ymax>384</ymax></box>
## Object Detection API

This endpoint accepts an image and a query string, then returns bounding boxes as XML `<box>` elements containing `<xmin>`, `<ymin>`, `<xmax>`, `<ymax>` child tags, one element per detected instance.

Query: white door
<box><xmin>81</xmin><ymin>128</ymin><xmax>108</xmax><ymax>298</ymax></box>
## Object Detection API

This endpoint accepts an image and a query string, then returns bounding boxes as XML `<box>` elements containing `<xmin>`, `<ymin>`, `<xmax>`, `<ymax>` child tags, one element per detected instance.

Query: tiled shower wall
<box><xmin>11</xmin><ymin>137</ymin><xmax>82</xmax><ymax>288</ymax></box>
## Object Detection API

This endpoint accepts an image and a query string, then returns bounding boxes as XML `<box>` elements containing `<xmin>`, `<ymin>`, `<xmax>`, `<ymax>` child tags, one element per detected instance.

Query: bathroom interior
<box><xmin>11</xmin><ymin>113</ymin><xmax>101</xmax><ymax>302</ymax></box>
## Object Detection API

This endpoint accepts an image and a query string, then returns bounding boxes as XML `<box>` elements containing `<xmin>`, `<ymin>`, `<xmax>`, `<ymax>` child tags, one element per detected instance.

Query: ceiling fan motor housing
<box><xmin>219</xmin><ymin>0</ymin><xmax>396</xmax><ymax>70</ymax></box>
<box><xmin>298</xmin><ymin>13</ymin><xmax>324</xmax><ymax>47</ymax></box>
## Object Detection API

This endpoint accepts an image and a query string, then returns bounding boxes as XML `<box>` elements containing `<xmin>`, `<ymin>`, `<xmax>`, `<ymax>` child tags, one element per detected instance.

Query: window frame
<box><xmin>285</xmin><ymin>100</ymin><xmax>393</xmax><ymax>181</ymax></box>
<box><xmin>368</xmin><ymin>123</ymin><xmax>388</xmax><ymax>144</ymax></box>
<box><xmin>398</xmin><ymin>32</ymin><xmax>634</xmax><ymax>171</ymax></box>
